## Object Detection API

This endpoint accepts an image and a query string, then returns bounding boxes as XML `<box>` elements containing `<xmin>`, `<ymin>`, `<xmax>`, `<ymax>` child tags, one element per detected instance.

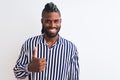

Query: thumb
<box><xmin>32</xmin><ymin>47</ymin><xmax>37</xmax><ymax>59</ymax></box>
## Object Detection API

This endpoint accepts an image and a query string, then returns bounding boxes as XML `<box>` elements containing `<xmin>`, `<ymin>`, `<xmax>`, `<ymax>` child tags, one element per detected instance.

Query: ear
<box><xmin>60</xmin><ymin>18</ymin><xmax>62</xmax><ymax>23</ymax></box>
<box><xmin>41</xmin><ymin>18</ymin><xmax>43</xmax><ymax>24</ymax></box>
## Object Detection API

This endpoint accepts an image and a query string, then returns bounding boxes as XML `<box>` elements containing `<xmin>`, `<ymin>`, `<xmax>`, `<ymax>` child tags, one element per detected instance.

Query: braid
<box><xmin>42</xmin><ymin>2</ymin><xmax>61</xmax><ymax>17</ymax></box>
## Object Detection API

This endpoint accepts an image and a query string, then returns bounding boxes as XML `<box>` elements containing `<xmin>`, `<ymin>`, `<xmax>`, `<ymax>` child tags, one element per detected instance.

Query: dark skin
<box><xmin>28</xmin><ymin>47</ymin><xmax>47</xmax><ymax>72</ymax></box>
<box><xmin>42</xmin><ymin>12</ymin><xmax>61</xmax><ymax>47</ymax></box>
<box><xmin>28</xmin><ymin>12</ymin><xmax>61</xmax><ymax>72</ymax></box>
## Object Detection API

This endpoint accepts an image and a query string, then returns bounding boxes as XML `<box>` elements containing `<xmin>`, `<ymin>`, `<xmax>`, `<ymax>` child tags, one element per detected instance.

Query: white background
<box><xmin>0</xmin><ymin>0</ymin><xmax>120</xmax><ymax>80</ymax></box>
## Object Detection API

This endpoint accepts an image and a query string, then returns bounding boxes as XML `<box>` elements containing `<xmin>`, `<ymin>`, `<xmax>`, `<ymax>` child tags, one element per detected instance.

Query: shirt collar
<box><xmin>39</xmin><ymin>34</ymin><xmax>63</xmax><ymax>45</ymax></box>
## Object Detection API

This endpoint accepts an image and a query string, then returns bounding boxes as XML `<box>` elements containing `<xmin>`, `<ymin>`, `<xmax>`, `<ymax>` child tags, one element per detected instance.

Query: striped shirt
<box><xmin>13</xmin><ymin>34</ymin><xmax>79</xmax><ymax>80</ymax></box>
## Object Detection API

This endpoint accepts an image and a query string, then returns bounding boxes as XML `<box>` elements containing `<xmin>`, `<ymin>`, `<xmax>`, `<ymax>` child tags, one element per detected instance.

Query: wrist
<box><xmin>26</xmin><ymin>64</ymin><xmax>31</xmax><ymax>74</ymax></box>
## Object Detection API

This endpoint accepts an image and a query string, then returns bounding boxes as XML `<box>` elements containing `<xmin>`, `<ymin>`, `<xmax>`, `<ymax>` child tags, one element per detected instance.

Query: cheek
<box><xmin>55</xmin><ymin>23</ymin><xmax>61</xmax><ymax>27</ymax></box>
<box><xmin>42</xmin><ymin>21</ymin><xmax>49</xmax><ymax>26</ymax></box>
<box><xmin>43</xmin><ymin>23</ymin><xmax>50</xmax><ymax>27</ymax></box>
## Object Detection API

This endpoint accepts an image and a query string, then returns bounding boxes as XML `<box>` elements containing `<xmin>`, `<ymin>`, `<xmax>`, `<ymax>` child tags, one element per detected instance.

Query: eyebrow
<box><xmin>43</xmin><ymin>18</ymin><xmax>61</xmax><ymax>20</ymax></box>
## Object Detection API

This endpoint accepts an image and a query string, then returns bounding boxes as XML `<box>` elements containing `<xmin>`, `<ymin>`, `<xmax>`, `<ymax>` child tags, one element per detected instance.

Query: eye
<box><xmin>45</xmin><ymin>20</ymin><xmax>51</xmax><ymax>23</ymax></box>
<box><xmin>54</xmin><ymin>19</ymin><xmax>60</xmax><ymax>23</ymax></box>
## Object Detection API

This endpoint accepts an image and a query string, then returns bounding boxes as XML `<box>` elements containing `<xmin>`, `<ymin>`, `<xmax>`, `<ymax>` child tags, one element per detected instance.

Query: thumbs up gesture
<box><xmin>28</xmin><ymin>47</ymin><xmax>47</xmax><ymax>72</ymax></box>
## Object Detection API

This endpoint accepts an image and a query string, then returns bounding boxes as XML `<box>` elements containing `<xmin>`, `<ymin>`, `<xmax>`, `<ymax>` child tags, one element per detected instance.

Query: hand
<box><xmin>28</xmin><ymin>47</ymin><xmax>47</xmax><ymax>72</ymax></box>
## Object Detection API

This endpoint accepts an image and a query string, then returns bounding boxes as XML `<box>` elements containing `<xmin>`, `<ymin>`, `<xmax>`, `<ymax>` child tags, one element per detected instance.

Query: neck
<box><xmin>44</xmin><ymin>34</ymin><xmax>59</xmax><ymax>47</ymax></box>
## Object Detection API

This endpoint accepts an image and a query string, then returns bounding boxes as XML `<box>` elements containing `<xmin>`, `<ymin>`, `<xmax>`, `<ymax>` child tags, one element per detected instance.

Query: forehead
<box><xmin>42</xmin><ymin>12</ymin><xmax>61</xmax><ymax>20</ymax></box>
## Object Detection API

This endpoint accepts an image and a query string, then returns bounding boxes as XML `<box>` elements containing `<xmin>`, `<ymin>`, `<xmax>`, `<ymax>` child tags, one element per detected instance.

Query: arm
<box><xmin>69</xmin><ymin>46</ymin><xmax>80</xmax><ymax>80</ymax></box>
<box><xmin>13</xmin><ymin>44</ymin><xmax>29</xmax><ymax>79</ymax></box>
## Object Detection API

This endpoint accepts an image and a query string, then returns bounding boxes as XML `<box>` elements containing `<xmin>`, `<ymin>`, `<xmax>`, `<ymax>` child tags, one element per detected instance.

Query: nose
<box><xmin>50</xmin><ymin>21</ymin><xmax>55</xmax><ymax>27</ymax></box>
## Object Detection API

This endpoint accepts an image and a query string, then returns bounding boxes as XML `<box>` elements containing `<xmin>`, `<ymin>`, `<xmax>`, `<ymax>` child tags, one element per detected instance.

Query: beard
<box><xmin>42</xmin><ymin>25</ymin><xmax>61</xmax><ymax>38</ymax></box>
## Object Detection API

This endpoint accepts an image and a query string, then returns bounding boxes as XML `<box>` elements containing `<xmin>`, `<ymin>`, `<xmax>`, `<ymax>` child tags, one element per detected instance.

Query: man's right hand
<box><xmin>28</xmin><ymin>47</ymin><xmax>47</xmax><ymax>72</ymax></box>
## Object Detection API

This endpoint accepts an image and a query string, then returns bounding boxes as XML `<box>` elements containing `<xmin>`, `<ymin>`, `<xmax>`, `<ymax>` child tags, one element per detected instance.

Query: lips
<box><xmin>48</xmin><ymin>28</ymin><xmax>57</xmax><ymax>33</ymax></box>
<box><xmin>42</xmin><ymin>25</ymin><xmax>61</xmax><ymax>38</ymax></box>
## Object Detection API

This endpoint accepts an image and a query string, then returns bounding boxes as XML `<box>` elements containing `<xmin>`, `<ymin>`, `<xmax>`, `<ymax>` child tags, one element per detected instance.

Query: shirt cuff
<box><xmin>25</xmin><ymin>64</ymin><xmax>31</xmax><ymax>74</ymax></box>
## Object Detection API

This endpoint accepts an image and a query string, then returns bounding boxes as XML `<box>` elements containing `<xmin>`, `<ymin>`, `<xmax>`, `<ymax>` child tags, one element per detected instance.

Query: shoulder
<box><xmin>22</xmin><ymin>35</ymin><xmax>42</xmax><ymax>47</ymax></box>
<box><xmin>60</xmin><ymin>36</ymin><xmax>79</xmax><ymax>56</ymax></box>
<box><xmin>26</xmin><ymin>35</ymin><xmax>41</xmax><ymax>41</ymax></box>
<box><xmin>21</xmin><ymin>35</ymin><xmax>42</xmax><ymax>51</ymax></box>
<box><xmin>60</xmin><ymin>36</ymin><xmax>77</xmax><ymax>48</ymax></box>
<box><xmin>25</xmin><ymin>35</ymin><xmax>42</xmax><ymax>43</ymax></box>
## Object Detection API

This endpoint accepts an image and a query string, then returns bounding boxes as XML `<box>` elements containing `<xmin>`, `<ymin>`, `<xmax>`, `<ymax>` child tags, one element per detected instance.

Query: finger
<box><xmin>38</xmin><ymin>59</ymin><xmax>47</xmax><ymax>64</ymax></box>
<box><xmin>39</xmin><ymin>58</ymin><xmax>46</xmax><ymax>62</ymax></box>
<box><xmin>39</xmin><ymin>68</ymin><xmax>45</xmax><ymax>72</ymax></box>
<box><xmin>40</xmin><ymin>61</ymin><xmax>47</xmax><ymax>66</ymax></box>
<box><xmin>39</xmin><ymin>65</ymin><xmax>46</xmax><ymax>72</ymax></box>
<box><xmin>32</xmin><ymin>47</ymin><xmax>37</xmax><ymax>59</ymax></box>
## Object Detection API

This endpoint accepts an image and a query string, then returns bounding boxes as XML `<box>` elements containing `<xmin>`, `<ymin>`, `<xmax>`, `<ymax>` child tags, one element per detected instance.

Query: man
<box><xmin>13</xmin><ymin>2</ymin><xmax>79</xmax><ymax>80</ymax></box>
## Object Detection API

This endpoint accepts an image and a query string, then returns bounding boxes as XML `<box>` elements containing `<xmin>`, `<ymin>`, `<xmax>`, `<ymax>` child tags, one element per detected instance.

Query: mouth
<box><xmin>48</xmin><ymin>28</ymin><xmax>57</xmax><ymax>33</ymax></box>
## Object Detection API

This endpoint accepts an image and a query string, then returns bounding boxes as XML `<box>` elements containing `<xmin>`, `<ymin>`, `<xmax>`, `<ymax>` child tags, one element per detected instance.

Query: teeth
<box><xmin>49</xmin><ymin>29</ymin><xmax>56</xmax><ymax>33</ymax></box>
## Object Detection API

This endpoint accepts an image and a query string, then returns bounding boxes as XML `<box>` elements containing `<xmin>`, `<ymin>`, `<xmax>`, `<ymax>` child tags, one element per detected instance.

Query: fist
<box><xmin>28</xmin><ymin>47</ymin><xmax>47</xmax><ymax>72</ymax></box>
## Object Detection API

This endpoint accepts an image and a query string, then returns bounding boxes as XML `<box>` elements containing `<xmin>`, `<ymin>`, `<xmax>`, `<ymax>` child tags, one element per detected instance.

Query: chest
<box><xmin>28</xmin><ymin>43</ymin><xmax>71</xmax><ymax>64</ymax></box>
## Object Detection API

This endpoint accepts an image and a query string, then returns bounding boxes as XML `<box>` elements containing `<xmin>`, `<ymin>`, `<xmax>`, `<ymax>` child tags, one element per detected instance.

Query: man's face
<box><xmin>41</xmin><ymin>12</ymin><xmax>61</xmax><ymax>38</ymax></box>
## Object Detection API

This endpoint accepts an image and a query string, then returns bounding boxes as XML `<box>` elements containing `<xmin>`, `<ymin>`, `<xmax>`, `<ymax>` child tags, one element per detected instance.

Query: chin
<box><xmin>46</xmin><ymin>33</ymin><xmax>58</xmax><ymax>38</ymax></box>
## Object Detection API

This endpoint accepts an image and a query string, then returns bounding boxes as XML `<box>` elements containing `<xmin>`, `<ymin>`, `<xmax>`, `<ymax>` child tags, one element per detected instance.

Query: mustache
<box><xmin>41</xmin><ymin>25</ymin><xmax>61</xmax><ymax>34</ymax></box>
<box><xmin>46</xmin><ymin>27</ymin><xmax>58</xmax><ymax>29</ymax></box>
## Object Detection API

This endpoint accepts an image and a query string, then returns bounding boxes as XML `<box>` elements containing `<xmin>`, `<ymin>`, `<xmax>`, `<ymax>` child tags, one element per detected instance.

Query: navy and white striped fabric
<box><xmin>13</xmin><ymin>34</ymin><xmax>79</xmax><ymax>80</ymax></box>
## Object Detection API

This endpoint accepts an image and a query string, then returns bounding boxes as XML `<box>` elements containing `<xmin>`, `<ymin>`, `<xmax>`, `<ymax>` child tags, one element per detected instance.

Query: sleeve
<box><xmin>13</xmin><ymin>44</ymin><xmax>30</xmax><ymax>79</ymax></box>
<box><xmin>68</xmin><ymin>46</ymin><xmax>80</xmax><ymax>80</ymax></box>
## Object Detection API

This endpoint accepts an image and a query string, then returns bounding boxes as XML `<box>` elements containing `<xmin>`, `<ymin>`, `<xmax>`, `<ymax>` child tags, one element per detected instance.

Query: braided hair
<box><xmin>42</xmin><ymin>2</ymin><xmax>61</xmax><ymax>17</ymax></box>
